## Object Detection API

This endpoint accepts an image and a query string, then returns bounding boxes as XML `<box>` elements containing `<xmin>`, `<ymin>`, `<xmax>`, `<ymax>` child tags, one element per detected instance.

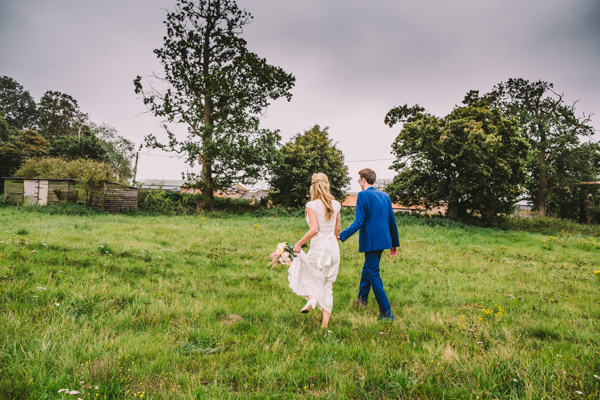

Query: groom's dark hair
<box><xmin>359</xmin><ymin>168</ymin><xmax>377</xmax><ymax>185</ymax></box>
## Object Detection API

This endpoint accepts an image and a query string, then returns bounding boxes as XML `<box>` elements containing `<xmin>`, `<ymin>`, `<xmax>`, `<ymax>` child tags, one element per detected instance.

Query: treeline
<box><xmin>0</xmin><ymin>76</ymin><xmax>135</xmax><ymax>191</ymax></box>
<box><xmin>384</xmin><ymin>78</ymin><xmax>600</xmax><ymax>224</ymax></box>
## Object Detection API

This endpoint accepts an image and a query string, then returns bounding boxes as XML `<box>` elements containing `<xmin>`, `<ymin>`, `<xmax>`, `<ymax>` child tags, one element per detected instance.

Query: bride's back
<box><xmin>306</xmin><ymin>199</ymin><xmax>341</xmax><ymax>235</ymax></box>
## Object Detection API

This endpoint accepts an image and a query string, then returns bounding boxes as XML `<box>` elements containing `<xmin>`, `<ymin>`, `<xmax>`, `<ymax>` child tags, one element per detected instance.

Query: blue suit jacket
<box><xmin>339</xmin><ymin>187</ymin><xmax>400</xmax><ymax>252</ymax></box>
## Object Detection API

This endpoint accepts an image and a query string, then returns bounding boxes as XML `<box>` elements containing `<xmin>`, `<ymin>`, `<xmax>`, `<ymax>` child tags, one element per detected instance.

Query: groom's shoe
<box><xmin>301</xmin><ymin>298</ymin><xmax>317</xmax><ymax>313</ymax></box>
<box><xmin>354</xmin><ymin>299</ymin><xmax>368</xmax><ymax>309</ymax></box>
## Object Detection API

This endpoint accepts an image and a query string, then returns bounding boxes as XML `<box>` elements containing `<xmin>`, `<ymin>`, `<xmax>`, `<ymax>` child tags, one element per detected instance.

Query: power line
<box><xmin>140</xmin><ymin>152</ymin><xmax>395</xmax><ymax>163</ymax></box>
<box><xmin>345</xmin><ymin>158</ymin><xmax>394</xmax><ymax>163</ymax></box>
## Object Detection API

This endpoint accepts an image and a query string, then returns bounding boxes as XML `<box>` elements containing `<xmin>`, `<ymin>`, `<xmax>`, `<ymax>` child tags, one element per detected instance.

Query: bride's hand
<box><xmin>293</xmin><ymin>242</ymin><xmax>302</xmax><ymax>254</ymax></box>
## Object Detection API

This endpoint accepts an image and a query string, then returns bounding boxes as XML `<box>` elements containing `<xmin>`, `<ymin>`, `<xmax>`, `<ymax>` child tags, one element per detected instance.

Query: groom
<box><xmin>338</xmin><ymin>168</ymin><xmax>399</xmax><ymax>320</ymax></box>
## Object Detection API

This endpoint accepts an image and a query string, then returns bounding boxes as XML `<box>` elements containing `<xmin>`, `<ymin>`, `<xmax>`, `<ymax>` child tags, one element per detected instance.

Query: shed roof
<box><xmin>2</xmin><ymin>177</ymin><xmax>77</xmax><ymax>182</ymax></box>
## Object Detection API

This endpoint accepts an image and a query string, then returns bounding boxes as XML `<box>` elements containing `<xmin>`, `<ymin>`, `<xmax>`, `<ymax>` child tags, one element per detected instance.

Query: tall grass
<box><xmin>0</xmin><ymin>207</ymin><xmax>599</xmax><ymax>399</ymax></box>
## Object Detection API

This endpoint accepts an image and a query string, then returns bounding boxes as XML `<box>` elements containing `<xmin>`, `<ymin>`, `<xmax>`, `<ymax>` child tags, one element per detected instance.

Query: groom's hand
<box><xmin>390</xmin><ymin>247</ymin><xmax>397</xmax><ymax>258</ymax></box>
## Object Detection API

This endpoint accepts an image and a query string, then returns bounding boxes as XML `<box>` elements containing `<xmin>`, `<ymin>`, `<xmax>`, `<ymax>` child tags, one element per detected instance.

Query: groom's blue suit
<box><xmin>339</xmin><ymin>187</ymin><xmax>399</xmax><ymax>319</ymax></box>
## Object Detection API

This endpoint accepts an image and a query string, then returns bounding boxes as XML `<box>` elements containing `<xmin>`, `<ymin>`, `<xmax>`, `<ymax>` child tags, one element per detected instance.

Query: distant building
<box><xmin>341</xmin><ymin>190</ymin><xmax>447</xmax><ymax>215</ymax></box>
<box><xmin>373</xmin><ymin>179</ymin><xmax>393</xmax><ymax>191</ymax></box>
<box><xmin>139</xmin><ymin>179</ymin><xmax>186</xmax><ymax>191</ymax></box>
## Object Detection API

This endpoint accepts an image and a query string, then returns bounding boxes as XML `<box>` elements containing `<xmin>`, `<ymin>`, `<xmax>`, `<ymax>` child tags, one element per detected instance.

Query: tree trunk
<box><xmin>201</xmin><ymin>97</ymin><xmax>214</xmax><ymax>211</ymax></box>
<box><xmin>533</xmin><ymin>127</ymin><xmax>548</xmax><ymax>216</ymax></box>
<box><xmin>447</xmin><ymin>202</ymin><xmax>458</xmax><ymax>219</ymax></box>
<box><xmin>200</xmin><ymin>20</ymin><xmax>215</xmax><ymax>211</ymax></box>
<box><xmin>579</xmin><ymin>185</ymin><xmax>587</xmax><ymax>224</ymax></box>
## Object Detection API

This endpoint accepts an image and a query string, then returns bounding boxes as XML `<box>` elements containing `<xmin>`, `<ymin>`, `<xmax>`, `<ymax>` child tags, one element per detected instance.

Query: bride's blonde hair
<box><xmin>310</xmin><ymin>172</ymin><xmax>336</xmax><ymax>220</ymax></box>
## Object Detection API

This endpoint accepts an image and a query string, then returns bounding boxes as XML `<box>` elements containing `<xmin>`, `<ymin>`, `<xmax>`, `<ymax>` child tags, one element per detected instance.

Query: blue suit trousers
<box><xmin>358</xmin><ymin>251</ymin><xmax>394</xmax><ymax>320</ymax></box>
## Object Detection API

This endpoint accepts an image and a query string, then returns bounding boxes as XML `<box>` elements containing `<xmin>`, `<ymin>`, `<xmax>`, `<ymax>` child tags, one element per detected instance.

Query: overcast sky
<box><xmin>1</xmin><ymin>0</ymin><xmax>599</xmax><ymax>191</ymax></box>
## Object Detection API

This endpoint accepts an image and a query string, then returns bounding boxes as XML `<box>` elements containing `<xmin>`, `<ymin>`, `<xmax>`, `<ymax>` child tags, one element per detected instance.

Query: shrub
<box><xmin>137</xmin><ymin>189</ymin><xmax>266</xmax><ymax>215</ymax></box>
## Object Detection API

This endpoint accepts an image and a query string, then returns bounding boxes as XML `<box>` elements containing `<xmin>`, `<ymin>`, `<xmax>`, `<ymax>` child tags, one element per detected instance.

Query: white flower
<box><xmin>67</xmin><ymin>390</ymin><xmax>80</xmax><ymax>395</ymax></box>
<box><xmin>58</xmin><ymin>389</ymin><xmax>68</xmax><ymax>393</ymax></box>
<box><xmin>575</xmin><ymin>391</ymin><xmax>583</xmax><ymax>395</ymax></box>
<box><xmin>55</xmin><ymin>303</ymin><xmax>60</xmax><ymax>306</ymax></box>
<box><xmin>36</xmin><ymin>287</ymin><xmax>47</xmax><ymax>290</ymax></box>
<box><xmin>557</xmin><ymin>354</ymin><xmax>562</xmax><ymax>357</ymax></box>
<box><xmin>94</xmin><ymin>386</ymin><xmax>99</xmax><ymax>390</ymax></box>
<box><xmin>79</xmin><ymin>381</ymin><xmax>84</xmax><ymax>384</ymax></box>
<box><xmin>513</xmin><ymin>379</ymin><xmax>518</xmax><ymax>382</ymax></box>
<box><xmin>33</xmin><ymin>296</ymin><xmax>38</xmax><ymax>298</ymax></box>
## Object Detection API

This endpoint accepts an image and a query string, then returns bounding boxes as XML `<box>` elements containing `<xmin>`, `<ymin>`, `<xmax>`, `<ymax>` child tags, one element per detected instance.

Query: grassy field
<box><xmin>1</xmin><ymin>207</ymin><xmax>599</xmax><ymax>399</ymax></box>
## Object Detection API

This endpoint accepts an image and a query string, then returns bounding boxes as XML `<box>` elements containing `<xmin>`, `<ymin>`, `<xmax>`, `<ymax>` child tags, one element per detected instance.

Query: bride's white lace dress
<box><xmin>288</xmin><ymin>199</ymin><xmax>341</xmax><ymax>313</ymax></box>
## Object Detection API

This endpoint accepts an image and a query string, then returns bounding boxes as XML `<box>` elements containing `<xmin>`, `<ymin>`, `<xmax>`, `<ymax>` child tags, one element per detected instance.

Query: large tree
<box><xmin>0</xmin><ymin>112</ymin><xmax>50</xmax><ymax>180</ymax></box>
<box><xmin>269</xmin><ymin>125</ymin><xmax>350</xmax><ymax>207</ymax></box>
<box><xmin>545</xmin><ymin>142</ymin><xmax>600</xmax><ymax>222</ymax></box>
<box><xmin>0</xmin><ymin>76</ymin><xmax>37</xmax><ymax>131</ymax></box>
<box><xmin>90</xmin><ymin>122</ymin><xmax>135</xmax><ymax>182</ymax></box>
<box><xmin>45</xmin><ymin>122</ymin><xmax>135</xmax><ymax>182</ymax></box>
<box><xmin>463</xmin><ymin>78</ymin><xmax>596</xmax><ymax>216</ymax></box>
<box><xmin>134</xmin><ymin>0</ymin><xmax>295</xmax><ymax>209</ymax></box>
<box><xmin>37</xmin><ymin>90</ymin><xmax>88</xmax><ymax>140</ymax></box>
<box><xmin>47</xmin><ymin>126</ymin><xmax>108</xmax><ymax>161</ymax></box>
<box><xmin>385</xmin><ymin>105</ymin><xmax>529</xmax><ymax>220</ymax></box>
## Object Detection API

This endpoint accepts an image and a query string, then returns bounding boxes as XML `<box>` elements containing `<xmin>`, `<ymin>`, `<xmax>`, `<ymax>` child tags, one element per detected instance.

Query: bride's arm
<box><xmin>294</xmin><ymin>208</ymin><xmax>319</xmax><ymax>253</ymax></box>
<box><xmin>334</xmin><ymin>212</ymin><xmax>341</xmax><ymax>237</ymax></box>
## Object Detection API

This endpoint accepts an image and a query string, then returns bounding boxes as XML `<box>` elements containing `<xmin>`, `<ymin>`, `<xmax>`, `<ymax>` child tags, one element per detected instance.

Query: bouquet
<box><xmin>268</xmin><ymin>242</ymin><xmax>296</xmax><ymax>269</ymax></box>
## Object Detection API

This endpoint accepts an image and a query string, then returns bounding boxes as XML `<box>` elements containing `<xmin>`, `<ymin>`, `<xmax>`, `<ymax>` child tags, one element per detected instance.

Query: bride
<box><xmin>289</xmin><ymin>173</ymin><xmax>342</xmax><ymax>328</ymax></box>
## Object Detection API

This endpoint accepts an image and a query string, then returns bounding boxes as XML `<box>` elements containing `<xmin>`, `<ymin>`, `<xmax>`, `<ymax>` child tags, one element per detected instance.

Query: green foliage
<box><xmin>0</xmin><ymin>110</ymin><xmax>11</xmax><ymax>143</ymax></box>
<box><xmin>135</xmin><ymin>0</ymin><xmax>295</xmax><ymax>210</ymax></box>
<box><xmin>464</xmin><ymin>79</ymin><xmax>598</xmax><ymax>216</ymax></box>
<box><xmin>137</xmin><ymin>189</ymin><xmax>285</xmax><ymax>215</ymax></box>
<box><xmin>47</xmin><ymin>125</ymin><xmax>108</xmax><ymax>161</ymax></box>
<box><xmin>0</xmin><ymin>208</ymin><xmax>599</xmax><ymax>399</ymax></box>
<box><xmin>0</xmin><ymin>113</ymin><xmax>51</xmax><ymax>178</ymax></box>
<box><xmin>15</xmin><ymin>157</ymin><xmax>116</xmax><ymax>182</ymax></box>
<box><xmin>90</xmin><ymin>122</ymin><xmax>135</xmax><ymax>182</ymax></box>
<box><xmin>0</xmin><ymin>76</ymin><xmax>38</xmax><ymax>131</ymax></box>
<box><xmin>498</xmin><ymin>215</ymin><xmax>600</xmax><ymax>236</ymax></box>
<box><xmin>0</xmin><ymin>80</ymin><xmax>134</xmax><ymax>182</ymax></box>
<box><xmin>386</xmin><ymin>104</ymin><xmax>529</xmax><ymax>220</ymax></box>
<box><xmin>37</xmin><ymin>90</ymin><xmax>87</xmax><ymax>140</ymax></box>
<box><xmin>137</xmin><ymin>189</ymin><xmax>200</xmax><ymax>214</ymax></box>
<box><xmin>545</xmin><ymin>143</ymin><xmax>600</xmax><ymax>223</ymax></box>
<box><xmin>268</xmin><ymin>125</ymin><xmax>351</xmax><ymax>207</ymax></box>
